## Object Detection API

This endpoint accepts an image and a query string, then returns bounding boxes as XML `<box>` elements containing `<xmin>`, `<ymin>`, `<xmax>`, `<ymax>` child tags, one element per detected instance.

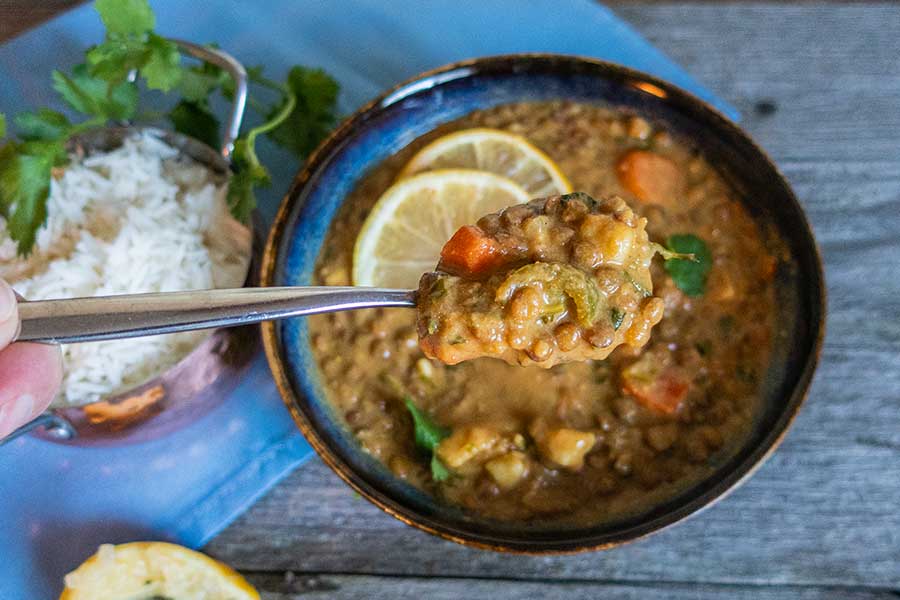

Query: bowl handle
<box><xmin>169</xmin><ymin>39</ymin><xmax>249</xmax><ymax>159</ymax></box>
<box><xmin>0</xmin><ymin>412</ymin><xmax>75</xmax><ymax>447</ymax></box>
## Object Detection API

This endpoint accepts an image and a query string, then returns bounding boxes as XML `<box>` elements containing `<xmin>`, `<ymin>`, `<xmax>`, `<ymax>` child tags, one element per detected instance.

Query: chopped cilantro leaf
<box><xmin>267</xmin><ymin>66</ymin><xmax>339</xmax><ymax>158</ymax></box>
<box><xmin>86</xmin><ymin>34</ymin><xmax>148</xmax><ymax>83</ymax></box>
<box><xmin>0</xmin><ymin>140</ymin><xmax>66</xmax><ymax>254</ymax></box>
<box><xmin>169</xmin><ymin>100</ymin><xmax>220</xmax><ymax>149</ymax></box>
<box><xmin>52</xmin><ymin>65</ymin><xmax>138</xmax><ymax>120</ymax></box>
<box><xmin>404</xmin><ymin>396</ymin><xmax>448</xmax><ymax>452</ymax></box>
<box><xmin>663</xmin><ymin>234</ymin><xmax>712</xmax><ymax>296</ymax></box>
<box><xmin>178</xmin><ymin>63</ymin><xmax>227</xmax><ymax>103</ymax></box>
<box><xmin>94</xmin><ymin>0</ymin><xmax>155</xmax><ymax>35</ymax></box>
<box><xmin>404</xmin><ymin>397</ymin><xmax>452</xmax><ymax>482</ymax></box>
<box><xmin>141</xmin><ymin>33</ymin><xmax>183</xmax><ymax>91</ymax></box>
<box><xmin>14</xmin><ymin>109</ymin><xmax>71</xmax><ymax>142</ymax></box>
<box><xmin>430</xmin><ymin>455</ymin><xmax>451</xmax><ymax>482</ymax></box>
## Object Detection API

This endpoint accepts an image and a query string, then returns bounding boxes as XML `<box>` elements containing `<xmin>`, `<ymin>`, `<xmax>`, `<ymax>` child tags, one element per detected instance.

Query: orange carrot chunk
<box><xmin>616</xmin><ymin>149</ymin><xmax>685</xmax><ymax>206</ymax></box>
<box><xmin>438</xmin><ymin>225</ymin><xmax>504</xmax><ymax>277</ymax></box>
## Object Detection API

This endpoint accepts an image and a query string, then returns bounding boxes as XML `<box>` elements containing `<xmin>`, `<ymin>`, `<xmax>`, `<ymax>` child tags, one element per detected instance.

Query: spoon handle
<box><xmin>15</xmin><ymin>287</ymin><xmax>417</xmax><ymax>344</ymax></box>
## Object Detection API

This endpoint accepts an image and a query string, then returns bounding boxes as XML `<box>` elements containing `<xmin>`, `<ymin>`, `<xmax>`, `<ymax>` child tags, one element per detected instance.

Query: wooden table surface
<box><xmin>204</xmin><ymin>4</ymin><xmax>900</xmax><ymax>598</ymax></box>
<box><xmin>4</xmin><ymin>2</ymin><xmax>900</xmax><ymax>598</ymax></box>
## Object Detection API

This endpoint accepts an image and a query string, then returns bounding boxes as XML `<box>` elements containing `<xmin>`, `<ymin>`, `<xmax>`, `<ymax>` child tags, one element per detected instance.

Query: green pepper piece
<box><xmin>495</xmin><ymin>262</ymin><xmax>603</xmax><ymax>327</ymax></box>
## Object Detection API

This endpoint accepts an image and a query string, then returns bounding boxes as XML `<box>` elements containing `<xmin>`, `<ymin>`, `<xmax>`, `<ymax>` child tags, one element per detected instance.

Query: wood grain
<box><xmin>204</xmin><ymin>3</ymin><xmax>900</xmax><ymax>595</ymax></box>
<box><xmin>243</xmin><ymin>573</ymin><xmax>899</xmax><ymax>599</ymax></box>
<box><xmin>0</xmin><ymin>0</ymin><xmax>84</xmax><ymax>43</ymax></box>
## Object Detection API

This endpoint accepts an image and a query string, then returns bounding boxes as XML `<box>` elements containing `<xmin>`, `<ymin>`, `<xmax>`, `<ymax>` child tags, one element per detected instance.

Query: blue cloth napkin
<box><xmin>0</xmin><ymin>1</ymin><xmax>736</xmax><ymax>597</ymax></box>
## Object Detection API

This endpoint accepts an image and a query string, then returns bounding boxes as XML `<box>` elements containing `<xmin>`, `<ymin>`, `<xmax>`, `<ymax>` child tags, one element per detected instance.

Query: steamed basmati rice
<box><xmin>0</xmin><ymin>132</ymin><xmax>251</xmax><ymax>407</ymax></box>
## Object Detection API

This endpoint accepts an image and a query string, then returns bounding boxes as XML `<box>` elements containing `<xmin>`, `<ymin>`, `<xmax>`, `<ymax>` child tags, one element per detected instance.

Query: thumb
<box><xmin>0</xmin><ymin>279</ymin><xmax>19</xmax><ymax>348</ymax></box>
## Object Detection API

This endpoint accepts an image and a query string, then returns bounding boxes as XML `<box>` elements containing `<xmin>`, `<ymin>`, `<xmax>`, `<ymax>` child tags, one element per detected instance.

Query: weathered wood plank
<box><xmin>244</xmin><ymin>573</ymin><xmax>898</xmax><ymax>600</ymax></box>
<box><xmin>0</xmin><ymin>0</ymin><xmax>85</xmax><ymax>43</ymax></box>
<box><xmin>614</xmin><ymin>3</ymin><xmax>900</xmax><ymax>163</ymax></box>
<box><xmin>206</xmin><ymin>167</ymin><xmax>900</xmax><ymax>586</ymax></box>
<box><xmin>208</xmin><ymin>2</ymin><xmax>900</xmax><ymax>590</ymax></box>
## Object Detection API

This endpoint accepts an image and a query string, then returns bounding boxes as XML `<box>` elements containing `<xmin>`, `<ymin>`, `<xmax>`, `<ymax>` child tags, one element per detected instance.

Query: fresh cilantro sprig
<box><xmin>0</xmin><ymin>0</ymin><xmax>339</xmax><ymax>256</ymax></box>
<box><xmin>662</xmin><ymin>234</ymin><xmax>712</xmax><ymax>296</ymax></box>
<box><xmin>168</xmin><ymin>63</ymin><xmax>339</xmax><ymax>222</ymax></box>
<box><xmin>88</xmin><ymin>0</ymin><xmax>182</xmax><ymax>92</ymax></box>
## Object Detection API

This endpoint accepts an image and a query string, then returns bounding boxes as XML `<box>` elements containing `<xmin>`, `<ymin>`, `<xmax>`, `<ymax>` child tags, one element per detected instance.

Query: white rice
<box><xmin>0</xmin><ymin>132</ymin><xmax>252</xmax><ymax>407</ymax></box>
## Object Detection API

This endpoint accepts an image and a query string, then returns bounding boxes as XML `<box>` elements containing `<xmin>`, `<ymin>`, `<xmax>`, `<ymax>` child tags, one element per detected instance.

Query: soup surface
<box><xmin>309</xmin><ymin>101</ymin><xmax>778</xmax><ymax>524</ymax></box>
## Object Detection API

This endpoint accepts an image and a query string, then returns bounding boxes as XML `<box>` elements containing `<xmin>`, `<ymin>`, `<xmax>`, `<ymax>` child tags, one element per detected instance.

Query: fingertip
<box><xmin>0</xmin><ymin>280</ymin><xmax>18</xmax><ymax>347</ymax></box>
<box><xmin>0</xmin><ymin>342</ymin><xmax>62</xmax><ymax>437</ymax></box>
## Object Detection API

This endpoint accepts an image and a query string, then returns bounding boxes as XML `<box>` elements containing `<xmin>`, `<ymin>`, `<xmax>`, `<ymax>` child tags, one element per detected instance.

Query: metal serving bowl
<box><xmin>4</xmin><ymin>41</ymin><xmax>261</xmax><ymax>446</ymax></box>
<box><xmin>262</xmin><ymin>54</ymin><xmax>826</xmax><ymax>552</ymax></box>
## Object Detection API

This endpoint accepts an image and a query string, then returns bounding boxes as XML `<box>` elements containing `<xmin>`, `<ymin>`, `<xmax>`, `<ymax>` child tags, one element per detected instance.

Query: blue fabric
<box><xmin>0</xmin><ymin>1</ymin><xmax>736</xmax><ymax>597</ymax></box>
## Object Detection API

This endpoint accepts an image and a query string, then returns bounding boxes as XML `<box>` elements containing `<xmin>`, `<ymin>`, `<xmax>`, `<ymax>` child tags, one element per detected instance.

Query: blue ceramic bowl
<box><xmin>261</xmin><ymin>54</ymin><xmax>825</xmax><ymax>552</ymax></box>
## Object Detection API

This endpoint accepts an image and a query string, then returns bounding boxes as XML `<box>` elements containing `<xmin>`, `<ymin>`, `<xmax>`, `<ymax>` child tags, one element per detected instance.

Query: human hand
<box><xmin>0</xmin><ymin>279</ymin><xmax>63</xmax><ymax>438</ymax></box>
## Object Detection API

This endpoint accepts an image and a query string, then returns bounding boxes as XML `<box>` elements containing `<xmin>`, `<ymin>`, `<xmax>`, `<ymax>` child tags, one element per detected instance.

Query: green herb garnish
<box><xmin>0</xmin><ymin>0</ymin><xmax>339</xmax><ymax>255</ymax></box>
<box><xmin>426</xmin><ymin>318</ymin><xmax>440</xmax><ymax>335</ymax></box>
<box><xmin>428</xmin><ymin>277</ymin><xmax>448</xmax><ymax>300</ymax></box>
<box><xmin>623</xmin><ymin>270</ymin><xmax>652</xmax><ymax>298</ymax></box>
<box><xmin>267</xmin><ymin>66</ymin><xmax>340</xmax><ymax>158</ymax></box>
<box><xmin>496</xmin><ymin>262</ymin><xmax>603</xmax><ymax>327</ymax></box>
<box><xmin>404</xmin><ymin>396</ymin><xmax>452</xmax><ymax>481</ymax></box>
<box><xmin>430</xmin><ymin>455</ymin><xmax>451</xmax><ymax>482</ymax></box>
<box><xmin>663</xmin><ymin>234</ymin><xmax>712</xmax><ymax>296</ymax></box>
<box><xmin>89</xmin><ymin>0</ymin><xmax>182</xmax><ymax>92</ymax></box>
<box><xmin>404</xmin><ymin>397</ymin><xmax>448</xmax><ymax>451</ymax></box>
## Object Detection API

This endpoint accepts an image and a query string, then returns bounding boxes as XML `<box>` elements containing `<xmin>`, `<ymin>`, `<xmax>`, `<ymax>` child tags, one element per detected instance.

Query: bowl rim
<box><xmin>261</xmin><ymin>52</ymin><xmax>827</xmax><ymax>553</ymax></box>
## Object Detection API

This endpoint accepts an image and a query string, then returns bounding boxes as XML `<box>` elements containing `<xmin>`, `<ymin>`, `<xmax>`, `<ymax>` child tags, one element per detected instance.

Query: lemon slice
<box><xmin>353</xmin><ymin>169</ymin><xmax>530</xmax><ymax>288</ymax></box>
<box><xmin>60</xmin><ymin>542</ymin><xmax>260</xmax><ymax>600</ymax></box>
<box><xmin>400</xmin><ymin>128</ymin><xmax>572</xmax><ymax>197</ymax></box>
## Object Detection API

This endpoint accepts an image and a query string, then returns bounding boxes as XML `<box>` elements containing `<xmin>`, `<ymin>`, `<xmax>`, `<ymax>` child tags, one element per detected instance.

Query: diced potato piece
<box><xmin>485</xmin><ymin>451</ymin><xmax>530</xmax><ymax>490</ymax></box>
<box><xmin>437</xmin><ymin>426</ymin><xmax>504</xmax><ymax>469</ymax></box>
<box><xmin>626</xmin><ymin>116</ymin><xmax>653</xmax><ymax>140</ymax></box>
<box><xmin>541</xmin><ymin>428</ymin><xmax>596</xmax><ymax>471</ymax></box>
<box><xmin>578</xmin><ymin>215</ymin><xmax>636</xmax><ymax>266</ymax></box>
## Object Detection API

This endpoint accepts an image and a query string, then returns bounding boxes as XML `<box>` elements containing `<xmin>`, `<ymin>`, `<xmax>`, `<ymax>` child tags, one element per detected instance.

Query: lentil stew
<box><xmin>309</xmin><ymin>101</ymin><xmax>779</xmax><ymax>525</ymax></box>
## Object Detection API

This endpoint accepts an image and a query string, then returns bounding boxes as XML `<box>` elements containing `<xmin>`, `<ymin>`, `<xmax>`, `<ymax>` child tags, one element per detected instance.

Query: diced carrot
<box><xmin>438</xmin><ymin>225</ymin><xmax>504</xmax><ymax>277</ymax></box>
<box><xmin>621</xmin><ymin>359</ymin><xmax>690</xmax><ymax>416</ymax></box>
<box><xmin>616</xmin><ymin>149</ymin><xmax>685</xmax><ymax>206</ymax></box>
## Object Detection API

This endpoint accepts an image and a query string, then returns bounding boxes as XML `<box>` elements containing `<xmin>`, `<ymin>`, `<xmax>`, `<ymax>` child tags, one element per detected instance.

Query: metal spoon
<box><xmin>15</xmin><ymin>287</ymin><xmax>417</xmax><ymax>344</ymax></box>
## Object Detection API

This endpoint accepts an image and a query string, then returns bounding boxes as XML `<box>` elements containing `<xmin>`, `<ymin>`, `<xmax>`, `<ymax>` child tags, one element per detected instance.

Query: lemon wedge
<box><xmin>400</xmin><ymin>128</ymin><xmax>572</xmax><ymax>197</ymax></box>
<box><xmin>60</xmin><ymin>542</ymin><xmax>260</xmax><ymax>600</ymax></box>
<box><xmin>352</xmin><ymin>169</ymin><xmax>530</xmax><ymax>288</ymax></box>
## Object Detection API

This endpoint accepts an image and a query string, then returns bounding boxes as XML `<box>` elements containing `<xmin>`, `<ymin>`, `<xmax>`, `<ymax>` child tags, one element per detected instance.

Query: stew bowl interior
<box><xmin>262</xmin><ymin>54</ymin><xmax>825</xmax><ymax>552</ymax></box>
